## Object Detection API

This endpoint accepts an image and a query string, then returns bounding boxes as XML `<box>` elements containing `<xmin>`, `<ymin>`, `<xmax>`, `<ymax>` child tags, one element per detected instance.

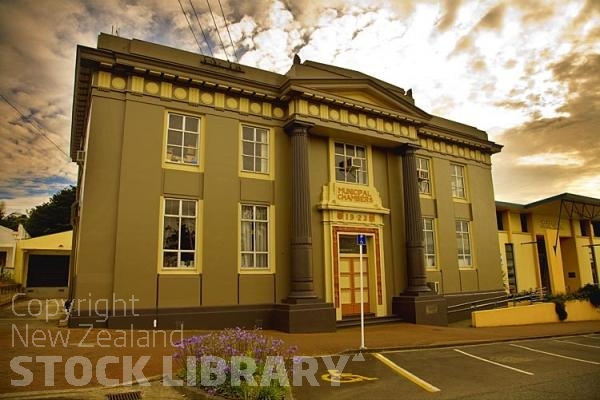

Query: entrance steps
<box><xmin>336</xmin><ymin>314</ymin><xmax>403</xmax><ymax>329</ymax></box>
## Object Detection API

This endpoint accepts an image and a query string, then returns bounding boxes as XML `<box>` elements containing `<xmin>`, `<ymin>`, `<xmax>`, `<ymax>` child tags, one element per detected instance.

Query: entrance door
<box><xmin>339</xmin><ymin>257</ymin><xmax>369</xmax><ymax>315</ymax></box>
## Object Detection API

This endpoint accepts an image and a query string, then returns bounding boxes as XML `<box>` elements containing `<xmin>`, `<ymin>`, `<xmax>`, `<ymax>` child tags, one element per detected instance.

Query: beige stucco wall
<box><xmin>511</xmin><ymin>232</ymin><xmax>539</xmax><ymax>291</ymax></box>
<box><xmin>75</xmin><ymin>94</ymin><xmax>124</xmax><ymax>305</ymax></box>
<box><xmin>309</xmin><ymin>135</ymin><xmax>329</xmax><ymax>300</ymax></box>
<box><xmin>561</xmin><ymin>237</ymin><xmax>581</xmax><ymax>293</ymax></box>
<box><xmin>417</xmin><ymin>154</ymin><xmax>503</xmax><ymax>294</ymax></box>
<box><xmin>472</xmin><ymin>300</ymin><xmax>600</xmax><ymax>327</ymax></box>
<box><xmin>469</xmin><ymin>162</ymin><xmax>502</xmax><ymax>291</ymax></box>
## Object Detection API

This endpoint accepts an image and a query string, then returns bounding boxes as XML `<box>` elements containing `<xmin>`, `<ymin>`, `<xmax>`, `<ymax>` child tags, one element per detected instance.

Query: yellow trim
<box><xmin>238</xmin><ymin>123</ymin><xmax>275</xmax><ymax>180</ymax></box>
<box><xmin>238</xmin><ymin>203</ymin><xmax>276</xmax><ymax>274</ymax></box>
<box><xmin>416</xmin><ymin>155</ymin><xmax>434</xmax><ymax>199</ymax></box>
<box><xmin>157</xmin><ymin>196</ymin><xmax>203</xmax><ymax>274</ymax></box>
<box><xmin>373</xmin><ymin>353</ymin><xmax>441</xmax><ymax>393</ymax></box>
<box><xmin>456</xmin><ymin>218</ymin><xmax>476</xmax><ymax>270</ymax></box>
<box><xmin>161</xmin><ymin>110</ymin><xmax>206</xmax><ymax>173</ymax></box>
<box><xmin>423</xmin><ymin>216</ymin><xmax>439</xmax><ymax>270</ymax></box>
<box><xmin>450</xmin><ymin>162</ymin><xmax>468</xmax><ymax>201</ymax></box>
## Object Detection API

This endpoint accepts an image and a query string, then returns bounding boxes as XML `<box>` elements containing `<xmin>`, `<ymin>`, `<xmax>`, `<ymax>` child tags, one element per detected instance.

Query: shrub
<box><xmin>173</xmin><ymin>327</ymin><xmax>298</xmax><ymax>400</ymax></box>
<box><xmin>575</xmin><ymin>284</ymin><xmax>600</xmax><ymax>308</ymax></box>
<box><xmin>554</xmin><ymin>300</ymin><xmax>568</xmax><ymax>321</ymax></box>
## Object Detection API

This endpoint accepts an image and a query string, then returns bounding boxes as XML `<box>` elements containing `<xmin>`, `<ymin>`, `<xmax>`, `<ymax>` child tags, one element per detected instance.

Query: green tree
<box><xmin>0</xmin><ymin>201</ymin><xmax>28</xmax><ymax>231</ymax></box>
<box><xmin>0</xmin><ymin>211</ymin><xmax>28</xmax><ymax>231</ymax></box>
<box><xmin>25</xmin><ymin>186</ymin><xmax>75</xmax><ymax>237</ymax></box>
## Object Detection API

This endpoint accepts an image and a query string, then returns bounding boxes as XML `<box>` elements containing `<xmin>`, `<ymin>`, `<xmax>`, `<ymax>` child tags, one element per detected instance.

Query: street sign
<box><xmin>357</xmin><ymin>234</ymin><xmax>366</xmax><ymax>245</ymax></box>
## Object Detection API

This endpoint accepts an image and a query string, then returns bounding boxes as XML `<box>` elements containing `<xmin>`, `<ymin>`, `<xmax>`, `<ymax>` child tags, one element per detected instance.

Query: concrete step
<box><xmin>336</xmin><ymin>314</ymin><xmax>403</xmax><ymax>329</ymax></box>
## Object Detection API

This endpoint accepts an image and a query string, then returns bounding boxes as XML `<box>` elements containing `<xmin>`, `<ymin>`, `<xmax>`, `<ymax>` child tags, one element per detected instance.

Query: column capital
<box><xmin>284</xmin><ymin>120</ymin><xmax>314</xmax><ymax>136</ymax></box>
<box><xmin>395</xmin><ymin>143</ymin><xmax>421</xmax><ymax>156</ymax></box>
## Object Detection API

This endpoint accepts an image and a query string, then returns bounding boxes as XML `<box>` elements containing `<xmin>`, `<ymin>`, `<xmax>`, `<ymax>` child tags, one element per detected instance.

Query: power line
<box><xmin>205</xmin><ymin>0</ymin><xmax>230</xmax><ymax>62</ymax></box>
<box><xmin>177</xmin><ymin>0</ymin><xmax>204</xmax><ymax>55</ymax></box>
<box><xmin>217</xmin><ymin>0</ymin><xmax>239</xmax><ymax>63</ymax></box>
<box><xmin>189</xmin><ymin>0</ymin><xmax>214</xmax><ymax>57</ymax></box>
<box><xmin>0</xmin><ymin>94</ymin><xmax>70</xmax><ymax>159</ymax></box>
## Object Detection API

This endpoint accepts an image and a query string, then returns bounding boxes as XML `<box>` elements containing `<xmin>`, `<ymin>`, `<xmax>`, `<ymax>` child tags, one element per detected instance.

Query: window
<box><xmin>505</xmin><ymin>243</ymin><xmax>517</xmax><ymax>294</ymax></box>
<box><xmin>520</xmin><ymin>214</ymin><xmax>529</xmax><ymax>233</ymax></box>
<box><xmin>335</xmin><ymin>142</ymin><xmax>368</xmax><ymax>184</ymax></box>
<box><xmin>450</xmin><ymin>164</ymin><xmax>466</xmax><ymax>199</ymax></box>
<box><xmin>241</xmin><ymin>204</ymin><xmax>269</xmax><ymax>269</ymax></box>
<box><xmin>417</xmin><ymin>157</ymin><xmax>431</xmax><ymax>195</ymax></box>
<box><xmin>496</xmin><ymin>211</ymin><xmax>505</xmax><ymax>231</ymax></box>
<box><xmin>423</xmin><ymin>218</ymin><xmax>436</xmax><ymax>267</ymax></box>
<box><xmin>163</xmin><ymin>198</ymin><xmax>197</xmax><ymax>268</ymax></box>
<box><xmin>165</xmin><ymin>113</ymin><xmax>200</xmax><ymax>165</ymax></box>
<box><xmin>456</xmin><ymin>220</ymin><xmax>472</xmax><ymax>267</ymax></box>
<box><xmin>593</xmin><ymin>221</ymin><xmax>600</xmax><ymax>237</ymax></box>
<box><xmin>242</xmin><ymin>125</ymin><xmax>269</xmax><ymax>174</ymax></box>
<box><xmin>580</xmin><ymin>220</ymin><xmax>590</xmax><ymax>236</ymax></box>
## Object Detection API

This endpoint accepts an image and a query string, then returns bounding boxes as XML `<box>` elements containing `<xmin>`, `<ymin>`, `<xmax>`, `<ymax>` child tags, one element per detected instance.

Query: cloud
<box><xmin>0</xmin><ymin>0</ymin><xmax>598</xmax><ymax>213</ymax></box>
<box><xmin>476</xmin><ymin>3</ymin><xmax>506</xmax><ymax>30</ymax></box>
<box><xmin>436</xmin><ymin>0</ymin><xmax>463</xmax><ymax>32</ymax></box>
<box><xmin>493</xmin><ymin>52</ymin><xmax>600</xmax><ymax>202</ymax></box>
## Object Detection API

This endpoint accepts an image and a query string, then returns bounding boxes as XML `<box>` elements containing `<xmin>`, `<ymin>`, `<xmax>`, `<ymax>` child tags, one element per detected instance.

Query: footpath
<box><xmin>1</xmin><ymin>298</ymin><xmax>599</xmax><ymax>399</ymax></box>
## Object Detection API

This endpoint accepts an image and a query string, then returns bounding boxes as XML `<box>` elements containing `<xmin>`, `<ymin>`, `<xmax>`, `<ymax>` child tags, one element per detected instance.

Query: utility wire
<box><xmin>1</xmin><ymin>94</ymin><xmax>70</xmax><ymax>159</ymax></box>
<box><xmin>217</xmin><ymin>0</ymin><xmax>239</xmax><ymax>63</ymax></box>
<box><xmin>189</xmin><ymin>0</ymin><xmax>214</xmax><ymax>57</ymax></box>
<box><xmin>205</xmin><ymin>0</ymin><xmax>230</xmax><ymax>62</ymax></box>
<box><xmin>177</xmin><ymin>0</ymin><xmax>204</xmax><ymax>55</ymax></box>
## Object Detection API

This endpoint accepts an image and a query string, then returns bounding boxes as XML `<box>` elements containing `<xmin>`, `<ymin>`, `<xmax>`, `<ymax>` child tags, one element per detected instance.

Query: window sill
<box><xmin>163</xmin><ymin>161</ymin><xmax>202</xmax><ymax>173</ymax></box>
<box><xmin>240</xmin><ymin>171</ymin><xmax>273</xmax><ymax>180</ymax></box>
<box><xmin>238</xmin><ymin>269</ymin><xmax>274</xmax><ymax>275</ymax></box>
<box><xmin>159</xmin><ymin>268</ymin><xmax>200</xmax><ymax>275</ymax></box>
<box><xmin>452</xmin><ymin>197</ymin><xmax>470</xmax><ymax>203</ymax></box>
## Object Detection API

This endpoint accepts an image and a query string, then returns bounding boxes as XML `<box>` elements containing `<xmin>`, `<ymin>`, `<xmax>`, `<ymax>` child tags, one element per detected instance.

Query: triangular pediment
<box><xmin>284</xmin><ymin>61</ymin><xmax>431</xmax><ymax>121</ymax></box>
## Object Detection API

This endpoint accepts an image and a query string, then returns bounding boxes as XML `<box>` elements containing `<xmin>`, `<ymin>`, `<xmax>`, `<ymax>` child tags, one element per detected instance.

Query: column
<box><xmin>399</xmin><ymin>144</ymin><xmax>431</xmax><ymax>294</ymax></box>
<box><xmin>285</xmin><ymin>121</ymin><xmax>317</xmax><ymax>301</ymax></box>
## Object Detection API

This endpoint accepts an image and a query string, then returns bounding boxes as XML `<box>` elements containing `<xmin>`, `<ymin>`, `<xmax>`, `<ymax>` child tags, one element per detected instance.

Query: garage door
<box><xmin>26</xmin><ymin>255</ymin><xmax>69</xmax><ymax>287</ymax></box>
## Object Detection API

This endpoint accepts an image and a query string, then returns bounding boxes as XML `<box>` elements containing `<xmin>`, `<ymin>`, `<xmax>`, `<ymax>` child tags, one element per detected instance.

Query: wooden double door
<box><xmin>339</xmin><ymin>256</ymin><xmax>369</xmax><ymax>316</ymax></box>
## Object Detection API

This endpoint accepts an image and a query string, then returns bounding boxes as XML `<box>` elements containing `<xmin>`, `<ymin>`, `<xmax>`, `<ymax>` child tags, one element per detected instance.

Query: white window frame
<box><xmin>161</xmin><ymin>198</ymin><xmax>197</xmax><ymax>270</ymax></box>
<box><xmin>423</xmin><ymin>217</ymin><xmax>436</xmax><ymax>268</ymax></box>
<box><xmin>240</xmin><ymin>204</ymin><xmax>271</xmax><ymax>271</ymax></box>
<box><xmin>417</xmin><ymin>157</ymin><xmax>432</xmax><ymax>195</ymax></box>
<box><xmin>241</xmin><ymin>125</ymin><xmax>270</xmax><ymax>174</ymax></box>
<box><xmin>451</xmin><ymin>164</ymin><xmax>466</xmax><ymax>199</ymax></box>
<box><xmin>456</xmin><ymin>219</ymin><xmax>472</xmax><ymax>268</ymax></box>
<box><xmin>165</xmin><ymin>113</ymin><xmax>200</xmax><ymax>166</ymax></box>
<box><xmin>334</xmin><ymin>142</ymin><xmax>368</xmax><ymax>185</ymax></box>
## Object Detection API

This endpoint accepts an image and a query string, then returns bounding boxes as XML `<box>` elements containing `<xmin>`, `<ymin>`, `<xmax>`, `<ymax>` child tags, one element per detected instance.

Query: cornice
<box><xmin>71</xmin><ymin>44</ymin><xmax>500</xmax><ymax>166</ymax></box>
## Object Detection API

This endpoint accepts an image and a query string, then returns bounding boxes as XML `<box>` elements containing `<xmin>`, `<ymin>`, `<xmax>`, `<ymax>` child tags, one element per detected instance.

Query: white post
<box><xmin>359</xmin><ymin>235</ymin><xmax>365</xmax><ymax>350</ymax></box>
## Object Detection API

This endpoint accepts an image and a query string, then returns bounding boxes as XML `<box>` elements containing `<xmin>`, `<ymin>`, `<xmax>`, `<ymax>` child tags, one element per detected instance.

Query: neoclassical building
<box><xmin>68</xmin><ymin>34</ymin><xmax>503</xmax><ymax>332</ymax></box>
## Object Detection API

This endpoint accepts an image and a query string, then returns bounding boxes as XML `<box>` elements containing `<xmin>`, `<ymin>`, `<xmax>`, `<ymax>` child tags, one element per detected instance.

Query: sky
<box><xmin>0</xmin><ymin>0</ymin><xmax>599</xmax><ymax>214</ymax></box>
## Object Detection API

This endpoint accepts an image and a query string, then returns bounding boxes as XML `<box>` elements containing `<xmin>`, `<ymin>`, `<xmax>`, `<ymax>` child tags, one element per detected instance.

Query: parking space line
<box><xmin>373</xmin><ymin>353</ymin><xmax>441</xmax><ymax>393</ymax></box>
<box><xmin>453</xmin><ymin>349</ymin><xmax>534</xmax><ymax>375</ymax></box>
<box><xmin>555</xmin><ymin>339</ymin><xmax>600</xmax><ymax>349</ymax></box>
<box><xmin>585</xmin><ymin>334</ymin><xmax>600</xmax><ymax>340</ymax></box>
<box><xmin>510</xmin><ymin>344</ymin><xmax>600</xmax><ymax>365</ymax></box>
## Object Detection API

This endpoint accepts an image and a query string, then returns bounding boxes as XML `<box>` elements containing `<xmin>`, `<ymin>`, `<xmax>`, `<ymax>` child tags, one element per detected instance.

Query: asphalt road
<box><xmin>1</xmin><ymin>299</ymin><xmax>599</xmax><ymax>399</ymax></box>
<box><xmin>293</xmin><ymin>335</ymin><xmax>600</xmax><ymax>400</ymax></box>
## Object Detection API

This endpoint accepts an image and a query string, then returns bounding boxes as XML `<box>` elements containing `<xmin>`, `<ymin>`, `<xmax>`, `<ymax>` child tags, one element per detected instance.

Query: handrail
<box><xmin>447</xmin><ymin>287</ymin><xmax>547</xmax><ymax>314</ymax></box>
